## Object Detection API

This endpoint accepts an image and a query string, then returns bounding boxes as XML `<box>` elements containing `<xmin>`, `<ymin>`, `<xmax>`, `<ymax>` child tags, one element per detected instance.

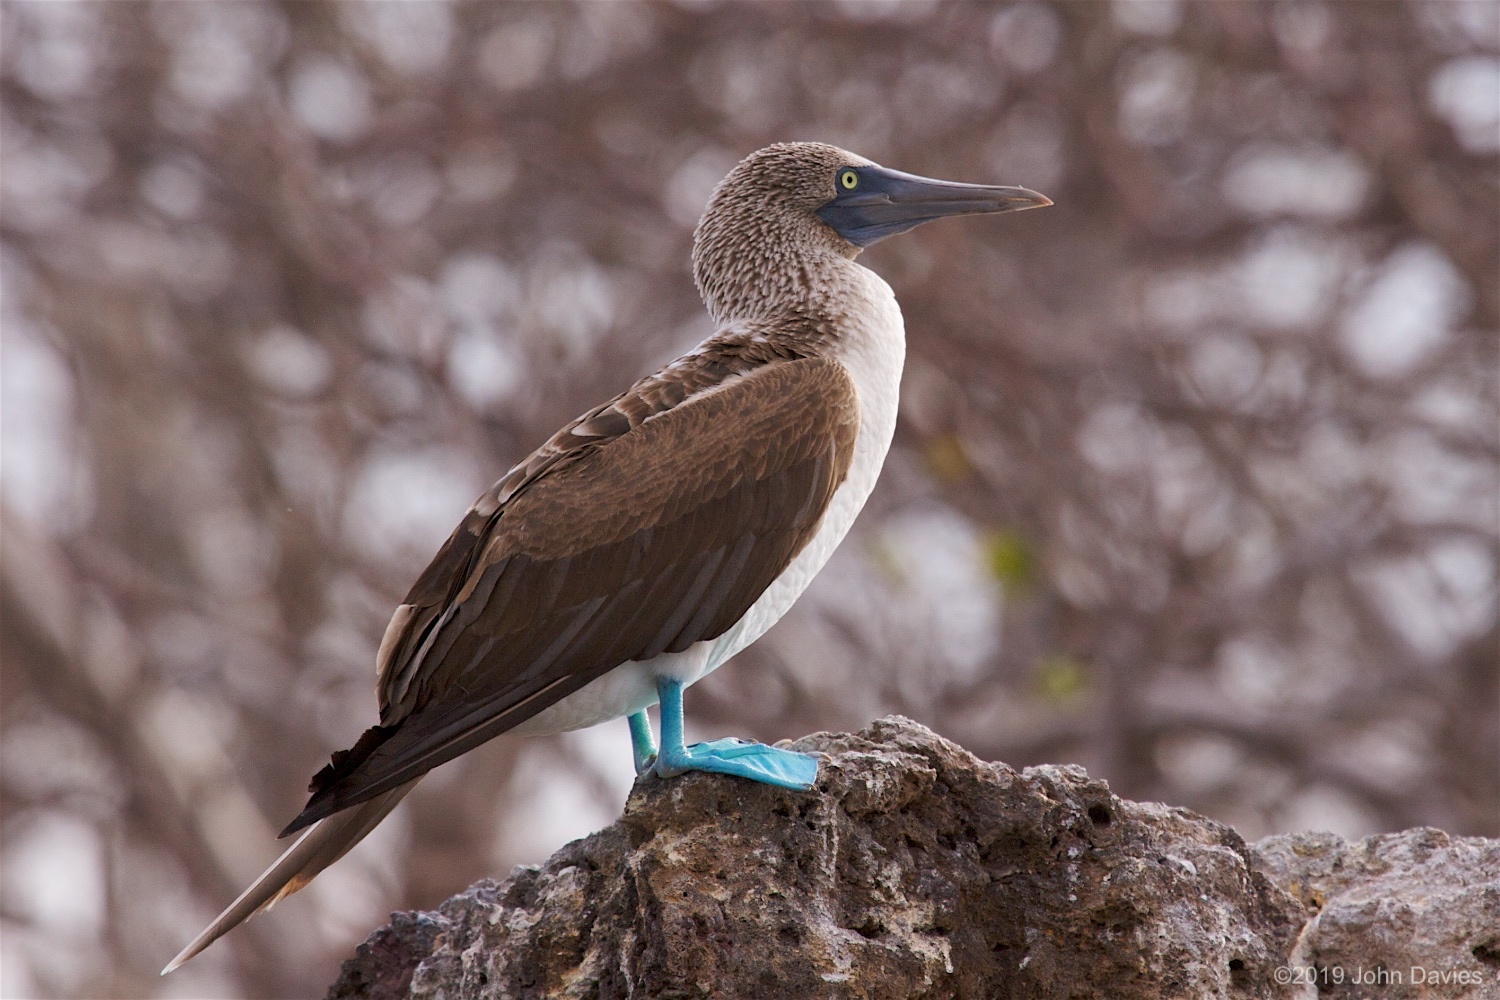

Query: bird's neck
<box><xmin>694</xmin><ymin>234</ymin><xmax>869</xmax><ymax>335</ymax></box>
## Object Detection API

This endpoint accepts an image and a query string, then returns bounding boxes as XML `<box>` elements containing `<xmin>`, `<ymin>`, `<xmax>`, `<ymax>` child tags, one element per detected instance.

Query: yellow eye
<box><xmin>839</xmin><ymin>169</ymin><xmax>859</xmax><ymax>191</ymax></box>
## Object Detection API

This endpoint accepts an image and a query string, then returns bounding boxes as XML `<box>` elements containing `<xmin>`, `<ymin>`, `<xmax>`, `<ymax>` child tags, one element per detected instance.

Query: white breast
<box><xmin>700</xmin><ymin>265</ymin><xmax>905</xmax><ymax>669</ymax></box>
<box><xmin>513</xmin><ymin>262</ymin><xmax>906</xmax><ymax>736</ymax></box>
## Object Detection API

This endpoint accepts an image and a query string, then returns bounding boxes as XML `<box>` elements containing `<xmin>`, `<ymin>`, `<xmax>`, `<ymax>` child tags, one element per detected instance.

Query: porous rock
<box><xmin>1255</xmin><ymin>829</ymin><xmax>1500</xmax><ymax>999</ymax></box>
<box><xmin>326</xmin><ymin>717</ymin><xmax>1500</xmax><ymax>999</ymax></box>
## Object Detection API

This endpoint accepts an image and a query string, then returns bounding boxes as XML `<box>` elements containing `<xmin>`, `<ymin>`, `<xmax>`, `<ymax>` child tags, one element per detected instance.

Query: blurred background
<box><xmin>2</xmin><ymin>1</ymin><xmax>1496</xmax><ymax>996</ymax></box>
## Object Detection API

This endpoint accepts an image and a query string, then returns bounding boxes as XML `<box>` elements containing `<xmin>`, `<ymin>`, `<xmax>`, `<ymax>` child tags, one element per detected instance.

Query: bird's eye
<box><xmin>839</xmin><ymin>169</ymin><xmax>860</xmax><ymax>191</ymax></box>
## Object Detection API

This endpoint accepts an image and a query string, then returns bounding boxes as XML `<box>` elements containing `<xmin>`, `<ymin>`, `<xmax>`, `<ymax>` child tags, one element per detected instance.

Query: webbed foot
<box><xmin>653</xmin><ymin>737</ymin><xmax>820</xmax><ymax>790</ymax></box>
<box><xmin>644</xmin><ymin>677</ymin><xmax>821</xmax><ymax>790</ymax></box>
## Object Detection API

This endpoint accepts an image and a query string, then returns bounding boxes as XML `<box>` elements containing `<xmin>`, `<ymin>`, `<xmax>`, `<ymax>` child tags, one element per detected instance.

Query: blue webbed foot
<box><xmin>644</xmin><ymin>676</ymin><xmax>820</xmax><ymax>790</ymax></box>
<box><xmin>653</xmin><ymin>737</ymin><xmax>820</xmax><ymax>790</ymax></box>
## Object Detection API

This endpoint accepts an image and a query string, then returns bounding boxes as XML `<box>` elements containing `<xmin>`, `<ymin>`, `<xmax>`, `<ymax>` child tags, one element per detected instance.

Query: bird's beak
<box><xmin>817</xmin><ymin>165</ymin><xmax>1052</xmax><ymax>248</ymax></box>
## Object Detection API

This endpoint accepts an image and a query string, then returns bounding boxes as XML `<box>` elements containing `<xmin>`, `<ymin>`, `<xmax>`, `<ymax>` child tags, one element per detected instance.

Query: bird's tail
<box><xmin>161</xmin><ymin>777</ymin><xmax>420</xmax><ymax>974</ymax></box>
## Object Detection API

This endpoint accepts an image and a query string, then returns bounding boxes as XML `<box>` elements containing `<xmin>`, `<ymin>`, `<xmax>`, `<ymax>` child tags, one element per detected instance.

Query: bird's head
<box><xmin>692</xmin><ymin>142</ymin><xmax>1050</xmax><ymax>323</ymax></box>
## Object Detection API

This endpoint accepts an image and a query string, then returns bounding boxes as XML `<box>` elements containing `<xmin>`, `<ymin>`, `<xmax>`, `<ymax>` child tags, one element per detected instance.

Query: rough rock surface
<box><xmin>326</xmin><ymin>718</ymin><xmax>1500</xmax><ymax>1000</ymax></box>
<box><xmin>1255</xmin><ymin>829</ymin><xmax>1500</xmax><ymax>999</ymax></box>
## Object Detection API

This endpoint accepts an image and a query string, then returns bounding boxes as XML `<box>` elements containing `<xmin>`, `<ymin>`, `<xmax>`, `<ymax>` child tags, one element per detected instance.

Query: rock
<box><xmin>1255</xmin><ymin>829</ymin><xmax>1500</xmax><ymax>999</ymax></box>
<box><xmin>325</xmin><ymin>718</ymin><xmax>1500</xmax><ymax>1000</ymax></box>
<box><xmin>332</xmin><ymin>910</ymin><xmax>447</xmax><ymax>1000</ymax></box>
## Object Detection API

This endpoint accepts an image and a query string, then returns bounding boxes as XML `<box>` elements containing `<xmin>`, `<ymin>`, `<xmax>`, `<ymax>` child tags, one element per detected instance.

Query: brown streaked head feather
<box><xmin>692</xmin><ymin>142</ymin><xmax>873</xmax><ymax>325</ymax></box>
<box><xmin>284</xmin><ymin>342</ymin><xmax>859</xmax><ymax>835</ymax></box>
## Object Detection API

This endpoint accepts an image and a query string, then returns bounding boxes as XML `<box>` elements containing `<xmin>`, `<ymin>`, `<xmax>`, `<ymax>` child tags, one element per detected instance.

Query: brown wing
<box><xmin>282</xmin><ymin>355</ymin><xmax>859</xmax><ymax>835</ymax></box>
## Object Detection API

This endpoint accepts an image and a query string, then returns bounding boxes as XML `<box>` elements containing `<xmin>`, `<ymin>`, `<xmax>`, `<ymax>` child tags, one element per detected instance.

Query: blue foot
<box><xmin>654</xmin><ymin>737</ymin><xmax>820</xmax><ymax>790</ymax></box>
<box><xmin>648</xmin><ymin>676</ymin><xmax>820</xmax><ymax>791</ymax></box>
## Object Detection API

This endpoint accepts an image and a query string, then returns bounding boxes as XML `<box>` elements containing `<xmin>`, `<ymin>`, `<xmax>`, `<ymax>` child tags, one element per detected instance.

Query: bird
<box><xmin>163</xmin><ymin>142</ymin><xmax>1049</xmax><ymax>973</ymax></box>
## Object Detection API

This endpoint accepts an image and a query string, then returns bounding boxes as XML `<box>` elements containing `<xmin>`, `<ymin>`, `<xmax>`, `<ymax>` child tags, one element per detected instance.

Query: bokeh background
<box><xmin>2</xmin><ymin>1</ymin><xmax>1496</xmax><ymax>996</ymax></box>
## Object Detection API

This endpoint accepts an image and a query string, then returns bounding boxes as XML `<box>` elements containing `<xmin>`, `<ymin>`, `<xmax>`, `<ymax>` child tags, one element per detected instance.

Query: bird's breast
<box><xmin>701</xmin><ymin>264</ymin><xmax>907</xmax><ymax>671</ymax></box>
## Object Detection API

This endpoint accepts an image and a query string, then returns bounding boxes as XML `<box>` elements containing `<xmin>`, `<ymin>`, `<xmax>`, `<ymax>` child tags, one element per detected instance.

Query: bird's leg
<box><xmin>650</xmin><ymin>677</ymin><xmax>820</xmax><ymax>790</ymax></box>
<box><xmin>627</xmin><ymin>711</ymin><xmax>657</xmax><ymax>776</ymax></box>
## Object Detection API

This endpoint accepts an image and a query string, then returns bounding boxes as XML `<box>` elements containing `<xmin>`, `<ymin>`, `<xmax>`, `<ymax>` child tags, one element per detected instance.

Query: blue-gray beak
<box><xmin>817</xmin><ymin>164</ymin><xmax>1052</xmax><ymax>247</ymax></box>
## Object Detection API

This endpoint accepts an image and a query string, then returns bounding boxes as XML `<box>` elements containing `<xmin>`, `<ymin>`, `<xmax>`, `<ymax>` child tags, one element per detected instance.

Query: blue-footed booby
<box><xmin>164</xmin><ymin>142</ymin><xmax>1048</xmax><ymax>973</ymax></box>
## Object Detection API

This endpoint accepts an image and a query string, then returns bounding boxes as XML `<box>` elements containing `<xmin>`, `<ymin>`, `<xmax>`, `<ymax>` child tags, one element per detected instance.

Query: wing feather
<box><xmin>284</xmin><ymin>354</ymin><xmax>858</xmax><ymax>835</ymax></box>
